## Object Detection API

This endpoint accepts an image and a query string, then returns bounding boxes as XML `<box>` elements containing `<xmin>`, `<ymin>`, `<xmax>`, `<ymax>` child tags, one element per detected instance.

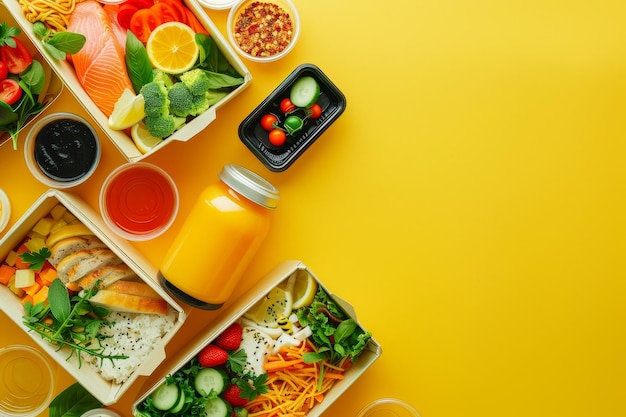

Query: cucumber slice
<box><xmin>194</xmin><ymin>367</ymin><xmax>229</xmax><ymax>396</ymax></box>
<box><xmin>150</xmin><ymin>382</ymin><xmax>180</xmax><ymax>411</ymax></box>
<box><xmin>204</xmin><ymin>397</ymin><xmax>232</xmax><ymax>417</ymax></box>
<box><xmin>169</xmin><ymin>388</ymin><xmax>186</xmax><ymax>413</ymax></box>
<box><xmin>289</xmin><ymin>76</ymin><xmax>320</xmax><ymax>108</ymax></box>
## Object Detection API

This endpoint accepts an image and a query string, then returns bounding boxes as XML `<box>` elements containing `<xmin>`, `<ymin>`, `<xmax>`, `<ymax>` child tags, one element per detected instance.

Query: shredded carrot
<box><xmin>247</xmin><ymin>343</ymin><xmax>350</xmax><ymax>417</ymax></box>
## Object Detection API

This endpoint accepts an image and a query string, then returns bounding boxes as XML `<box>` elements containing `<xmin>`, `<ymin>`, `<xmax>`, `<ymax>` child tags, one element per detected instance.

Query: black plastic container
<box><xmin>238</xmin><ymin>64</ymin><xmax>346</xmax><ymax>172</ymax></box>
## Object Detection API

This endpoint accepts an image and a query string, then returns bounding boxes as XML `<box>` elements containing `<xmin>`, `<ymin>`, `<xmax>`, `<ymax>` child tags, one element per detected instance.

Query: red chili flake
<box><xmin>233</xmin><ymin>1</ymin><xmax>294</xmax><ymax>57</ymax></box>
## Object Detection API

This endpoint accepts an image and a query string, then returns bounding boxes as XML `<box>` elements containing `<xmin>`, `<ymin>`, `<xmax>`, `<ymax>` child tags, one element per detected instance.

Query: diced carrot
<box><xmin>24</xmin><ymin>281</ymin><xmax>42</xmax><ymax>297</ymax></box>
<box><xmin>21</xmin><ymin>294</ymin><xmax>34</xmax><ymax>306</ymax></box>
<box><xmin>0</xmin><ymin>264</ymin><xmax>16</xmax><ymax>285</ymax></box>
<box><xmin>39</xmin><ymin>266</ymin><xmax>57</xmax><ymax>286</ymax></box>
<box><xmin>32</xmin><ymin>285</ymin><xmax>49</xmax><ymax>306</ymax></box>
<box><xmin>14</xmin><ymin>244</ymin><xmax>31</xmax><ymax>269</ymax></box>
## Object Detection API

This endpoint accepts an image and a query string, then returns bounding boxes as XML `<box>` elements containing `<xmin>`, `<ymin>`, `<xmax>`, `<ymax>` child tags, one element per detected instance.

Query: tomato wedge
<box><xmin>0</xmin><ymin>78</ymin><xmax>23</xmax><ymax>105</ymax></box>
<box><xmin>126</xmin><ymin>0</ymin><xmax>154</xmax><ymax>9</ymax></box>
<box><xmin>0</xmin><ymin>38</ymin><xmax>33</xmax><ymax>74</ymax></box>
<box><xmin>130</xmin><ymin>8</ymin><xmax>164</xmax><ymax>43</ymax></box>
<box><xmin>151</xmin><ymin>3</ymin><xmax>181</xmax><ymax>23</ymax></box>
<box><xmin>117</xmin><ymin>3</ymin><xmax>140</xmax><ymax>29</ymax></box>
<box><xmin>156</xmin><ymin>0</ymin><xmax>188</xmax><ymax>24</ymax></box>
<box><xmin>0</xmin><ymin>62</ymin><xmax>8</xmax><ymax>81</ymax></box>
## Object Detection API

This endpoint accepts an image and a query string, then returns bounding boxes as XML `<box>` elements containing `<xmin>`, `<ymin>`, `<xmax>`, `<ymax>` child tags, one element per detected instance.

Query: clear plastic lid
<box><xmin>218</xmin><ymin>164</ymin><xmax>279</xmax><ymax>209</ymax></box>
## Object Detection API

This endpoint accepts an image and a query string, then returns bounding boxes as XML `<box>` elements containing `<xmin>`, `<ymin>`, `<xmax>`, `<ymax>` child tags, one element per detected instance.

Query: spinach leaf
<box><xmin>49</xmin><ymin>383</ymin><xmax>101</xmax><ymax>417</ymax></box>
<box><xmin>20</xmin><ymin>60</ymin><xmax>46</xmax><ymax>94</ymax></box>
<box><xmin>204</xmin><ymin>71</ymin><xmax>244</xmax><ymax>90</ymax></box>
<box><xmin>125</xmin><ymin>30</ymin><xmax>153</xmax><ymax>94</ymax></box>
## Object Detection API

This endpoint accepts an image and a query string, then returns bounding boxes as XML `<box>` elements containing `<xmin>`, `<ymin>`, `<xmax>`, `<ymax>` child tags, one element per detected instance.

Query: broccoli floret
<box><xmin>140</xmin><ymin>81</ymin><xmax>170</xmax><ymax>118</ymax></box>
<box><xmin>190</xmin><ymin>90</ymin><xmax>228</xmax><ymax>117</ymax></box>
<box><xmin>168</xmin><ymin>82</ymin><xmax>195</xmax><ymax>118</ymax></box>
<box><xmin>145</xmin><ymin>114</ymin><xmax>186</xmax><ymax>138</ymax></box>
<box><xmin>152</xmin><ymin>69</ymin><xmax>174</xmax><ymax>89</ymax></box>
<box><xmin>179</xmin><ymin>69</ymin><xmax>210</xmax><ymax>96</ymax></box>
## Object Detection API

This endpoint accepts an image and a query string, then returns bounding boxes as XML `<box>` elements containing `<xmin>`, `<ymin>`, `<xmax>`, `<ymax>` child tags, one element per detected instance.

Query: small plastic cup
<box><xmin>0</xmin><ymin>188</ymin><xmax>10</xmax><ymax>234</ymax></box>
<box><xmin>0</xmin><ymin>345</ymin><xmax>55</xmax><ymax>417</ymax></box>
<box><xmin>80</xmin><ymin>409</ymin><xmax>122</xmax><ymax>417</ymax></box>
<box><xmin>24</xmin><ymin>112</ymin><xmax>100</xmax><ymax>189</ymax></box>
<box><xmin>100</xmin><ymin>162</ymin><xmax>179</xmax><ymax>241</ymax></box>
<box><xmin>197</xmin><ymin>0</ymin><xmax>238</xmax><ymax>10</ymax></box>
<box><xmin>227</xmin><ymin>0</ymin><xmax>300</xmax><ymax>63</ymax></box>
<box><xmin>356</xmin><ymin>398</ymin><xmax>421</xmax><ymax>417</ymax></box>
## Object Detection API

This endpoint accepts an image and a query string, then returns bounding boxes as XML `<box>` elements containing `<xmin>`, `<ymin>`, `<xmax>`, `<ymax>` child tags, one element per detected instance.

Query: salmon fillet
<box><xmin>67</xmin><ymin>0</ymin><xmax>133</xmax><ymax>117</ymax></box>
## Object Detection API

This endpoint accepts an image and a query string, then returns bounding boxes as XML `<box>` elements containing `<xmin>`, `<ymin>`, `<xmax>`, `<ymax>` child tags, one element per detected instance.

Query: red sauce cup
<box><xmin>99</xmin><ymin>162</ymin><xmax>179</xmax><ymax>241</ymax></box>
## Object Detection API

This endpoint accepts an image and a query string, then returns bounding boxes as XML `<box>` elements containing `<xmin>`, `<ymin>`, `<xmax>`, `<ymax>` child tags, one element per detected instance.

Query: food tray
<box><xmin>133</xmin><ymin>260</ymin><xmax>381</xmax><ymax>417</ymax></box>
<box><xmin>2</xmin><ymin>0</ymin><xmax>251</xmax><ymax>162</ymax></box>
<box><xmin>238</xmin><ymin>64</ymin><xmax>346</xmax><ymax>171</ymax></box>
<box><xmin>0</xmin><ymin>2</ymin><xmax>63</xmax><ymax>149</ymax></box>
<box><xmin>0</xmin><ymin>189</ymin><xmax>188</xmax><ymax>405</ymax></box>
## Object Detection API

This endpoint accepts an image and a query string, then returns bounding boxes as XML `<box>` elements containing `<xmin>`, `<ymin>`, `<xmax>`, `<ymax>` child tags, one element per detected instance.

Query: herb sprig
<box><xmin>32</xmin><ymin>21</ymin><xmax>86</xmax><ymax>60</ymax></box>
<box><xmin>18</xmin><ymin>247</ymin><xmax>50</xmax><ymax>270</ymax></box>
<box><xmin>22</xmin><ymin>279</ymin><xmax>128</xmax><ymax>366</ymax></box>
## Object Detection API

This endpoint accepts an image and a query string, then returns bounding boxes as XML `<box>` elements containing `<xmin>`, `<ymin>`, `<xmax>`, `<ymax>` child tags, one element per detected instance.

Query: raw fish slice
<box><xmin>67</xmin><ymin>0</ymin><xmax>133</xmax><ymax>117</ymax></box>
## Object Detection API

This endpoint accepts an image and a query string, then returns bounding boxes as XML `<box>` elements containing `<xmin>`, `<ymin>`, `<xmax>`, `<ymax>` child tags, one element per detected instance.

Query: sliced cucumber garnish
<box><xmin>150</xmin><ymin>382</ymin><xmax>180</xmax><ymax>411</ymax></box>
<box><xmin>289</xmin><ymin>76</ymin><xmax>320</xmax><ymax>108</ymax></box>
<box><xmin>194</xmin><ymin>367</ymin><xmax>229</xmax><ymax>396</ymax></box>
<box><xmin>204</xmin><ymin>397</ymin><xmax>233</xmax><ymax>417</ymax></box>
<box><xmin>169</xmin><ymin>388</ymin><xmax>186</xmax><ymax>413</ymax></box>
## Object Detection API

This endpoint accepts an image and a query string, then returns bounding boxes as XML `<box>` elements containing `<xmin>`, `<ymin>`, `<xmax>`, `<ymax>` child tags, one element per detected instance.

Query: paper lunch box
<box><xmin>133</xmin><ymin>260</ymin><xmax>382</xmax><ymax>417</ymax></box>
<box><xmin>0</xmin><ymin>189</ymin><xmax>188</xmax><ymax>405</ymax></box>
<box><xmin>2</xmin><ymin>0</ymin><xmax>251</xmax><ymax>162</ymax></box>
<box><xmin>0</xmin><ymin>3</ymin><xmax>63</xmax><ymax>148</ymax></box>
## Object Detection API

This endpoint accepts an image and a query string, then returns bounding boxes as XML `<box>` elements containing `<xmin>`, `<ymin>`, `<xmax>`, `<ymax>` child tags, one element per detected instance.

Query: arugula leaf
<box><xmin>18</xmin><ymin>247</ymin><xmax>50</xmax><ymax>270</ymax></box>
<box><xmin>49</xmin><ymin>382</ymin><xmax>101</xmax><ymax>417</ymax></box>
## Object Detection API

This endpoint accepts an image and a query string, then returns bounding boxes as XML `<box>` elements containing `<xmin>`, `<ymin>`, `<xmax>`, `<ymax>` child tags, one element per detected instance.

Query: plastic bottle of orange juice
<box><xmin>159</xmin><ymin>164</ymin><xmax>279</xmax><ymax>309</ymax></box>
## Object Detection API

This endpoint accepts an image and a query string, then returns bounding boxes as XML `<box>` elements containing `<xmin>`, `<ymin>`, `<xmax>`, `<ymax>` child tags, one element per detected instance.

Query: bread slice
<box><xmin>89</xmin><ymin>290</ymin><xmax>169</xmax><ymax>316</ymax></box>
<box><xmin>49</xmin><ymin>236</ymin><xmax>107</xmax><ymax>266</ymax></box>
<box><xmin>105</xmin><ymin>280</ymin><xmax>161</xmax><ymax>299</ymax></box>
<box><xmin>77</xmin><ymin>264</ymin><xmax>138</xmax><ymax>290</ymax></box>
<box><xmin>66</xmin><ymin>249</ymin><xmax>122</xmax><ymax>283</ymax></box>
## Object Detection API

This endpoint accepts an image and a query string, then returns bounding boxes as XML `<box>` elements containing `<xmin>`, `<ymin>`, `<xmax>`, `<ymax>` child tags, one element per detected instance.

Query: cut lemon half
<box><xmin>131</xmin><ymin>121</ymin><xmax>163</xmax><ymax>154</ymax></box>
<box><xmin>45</xmin><ymin>224</ymin><xmax>94</xmax><ymax>248</ymax></box>
<box><xmin>147</xmin><ymin>22</ymin><xmax>199</xmax><ymax>74</ymax></box>
<box><xmin>290</xmin><ymin>269</ymin><xmax>318</xmax><ymax>309</ymax></box>
<box><xmin>108</xmin><ymin>89</ymin><xmax>145</xmax><ymax>130</ymax></box>
<box><xmin>244</xmin><ymin>286</ymin><xmax>293</xmax><ymax>328</ymax></box>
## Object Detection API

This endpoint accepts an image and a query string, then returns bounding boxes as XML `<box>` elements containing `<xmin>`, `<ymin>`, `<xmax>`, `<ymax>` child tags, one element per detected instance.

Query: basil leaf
<box><xmin>204</xmin><ymin>71</ymin><xmax>244</xmax><ymax>89</ymax></box>
<box><xmin>334</xmin><ymin>319</ymin><xmax>357</xmax><ymax>344</ymax></box>
<box><xmin>43</xmin><ymin>43</ymin><xmax>67</xmax><ymax>60</ymax></box>
<box><xmin>47</xmin><ymin>32</ymin><xmax>86</xmax><ymax>54</ymax></box>
<box><xmin>48</xmin><ymin>279</ymin><xmax>71</xmax><ymax>323</ymax></box>
<box><xmin>33</xmin><ymin>21</ymin><xmax>48</xmax><ymax>38</ymax></box>
<box><xmin>49</xmin><ymin>383</ymin><xmax>101</xmax><ymax>417</ymax></box>
<box><xmin>125</xmin><ymin>30</ymin><xmax>153</xmax><ymax>94</ymax></box>
<box><xmin>20</xmin><ymin>60</ymin><xmax>46</xmax><ymax>95</ymax></box>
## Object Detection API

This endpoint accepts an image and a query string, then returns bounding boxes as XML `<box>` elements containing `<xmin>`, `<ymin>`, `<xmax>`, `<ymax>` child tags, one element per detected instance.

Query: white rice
<box><xmin>81</xmin><ymin>308</ymin><xmax>177</xmax><ymax>384</ymax></box>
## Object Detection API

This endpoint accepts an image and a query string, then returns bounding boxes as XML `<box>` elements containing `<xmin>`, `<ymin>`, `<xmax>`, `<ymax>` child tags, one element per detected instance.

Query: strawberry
<box><xmin>215</xmin><ymin>322</ymin><xmax>243</xmax><ymax>351</ymax></box>
<box><xmin>223</xmin><ymin>383</ymin><xmax>249</xmax><ymax>407</ymax></box>
<box><xmin>197</xmin><ymin>344</ymin><xmax>228</xmax><ymax>367</ymax></box>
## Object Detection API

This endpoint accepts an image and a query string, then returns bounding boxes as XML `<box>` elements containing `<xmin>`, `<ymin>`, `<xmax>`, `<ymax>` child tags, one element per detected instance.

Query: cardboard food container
<box><xmin>0</xmin><ymin>189</ymin><xmax>188</xmax><ymax>405</ymax></box>
<box><xmin>133</xmin><ymin>260</ymin><xmax>382</xmax><ymax>417</ymax></box>
<box><xmin>2</xmin><ymin>0</ymin><xmax>251</xmax><ymax>162</ymax></box>
<box><xmin>0</xmin><ymin>2</ymin><xmax>63</xmax><ymax>148</ymax></box>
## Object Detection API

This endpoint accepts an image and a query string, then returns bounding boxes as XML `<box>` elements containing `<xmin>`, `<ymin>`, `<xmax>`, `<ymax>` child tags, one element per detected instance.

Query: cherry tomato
<box><xmin>0</xmin><ymin>78</ymin><xmax>23</xmax><ymax>105</ymax></box>
<box><xmin>268</xmin><ymin>128</ymin><xmax>286</xmax><ymax>146</ymax></box>
<box><xmin>117</xmin><ymin>3</ymin><xmax>139</xmax><ymax>30</ymax></box>
<box><xmin>0</xmin><ymin>38</ymin><xmax>33</xmax><ymax>74</ymax></box>
<box><xmin>307</xmin><ymin>103</ymin><xmax>322</xmax><ymax>119</ymax></box>
<box><xmin>0</xmin><ymin>62</ymin><xmax>8</xmax><ymax>81</ymax></box>
<box><xmin>130</xmin><ymin>9</ymin><xmax>163</xmax><ymax>43</ymax></box>
<box><xmin>279</xmin><ymin>97</ymin><xmax>296</xmax><ymax>114</ymax></box>
<box><xmin>260</xmin><ymin>114</ymin><xmax>278</xmax><ymax>131</ymax></box>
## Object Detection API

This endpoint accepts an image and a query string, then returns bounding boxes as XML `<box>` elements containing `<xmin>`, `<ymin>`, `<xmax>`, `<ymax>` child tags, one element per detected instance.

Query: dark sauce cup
<box><xmin>24</xmin><ymin>113</ymin><xmax>100</xmax><ymax>188</ymax></box>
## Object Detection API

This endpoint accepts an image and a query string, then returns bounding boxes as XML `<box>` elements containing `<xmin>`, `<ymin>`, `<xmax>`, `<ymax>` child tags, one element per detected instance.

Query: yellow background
<box><xmin>2</xmin><ymin>0</ymin><xmax>626</xmax><ymax>416</ymax></box>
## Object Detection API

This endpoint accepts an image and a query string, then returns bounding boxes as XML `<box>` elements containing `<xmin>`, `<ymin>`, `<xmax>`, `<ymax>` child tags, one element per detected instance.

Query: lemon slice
<box><xmin>244</xmin><ymin>286</ymin><xmax>293</xmax><ymax>328</ymax></box>
<box><xmin>131</xmin><ymin>121</ymin><xmax>163</xmax><ymax>154</ymax></box>
<box><xmin>45</xmin><ymin>224</ymin><xmax>94</xmax><ymax>248</ymax></box>
<box><xmin>108</xmin><ymin>89</ymin><xmax>146</xmax><ymax>130</ymax></box>
<box><xmin>147</xmin><ymin>22</ymin><xmax>199</xmax><ymax>74</ymax></box>
<box><xmin>291</xmin><ymin>269</ymin><xmax>318</xmax><ymax>309</ymax></box>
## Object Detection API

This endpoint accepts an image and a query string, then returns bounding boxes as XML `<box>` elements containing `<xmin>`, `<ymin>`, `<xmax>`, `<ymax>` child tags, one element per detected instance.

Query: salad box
<box><xmin>0</xmin><ymin>2</ymin><xmax>63</xmax><ymax>149</ymax></box>
<box><xmin>0</xmin><ymin>189</ymin><xmax>189</xmax><ymax>405</ymax></box>
<box><xmin>2</xmin><ymin>0</ymin><xmax>252</xmax><ymax>162</ymax></box>
<box><xmin>133</xmin><ymin>260</ymin><xmax>382</xmax><ymax>417</ymax></box>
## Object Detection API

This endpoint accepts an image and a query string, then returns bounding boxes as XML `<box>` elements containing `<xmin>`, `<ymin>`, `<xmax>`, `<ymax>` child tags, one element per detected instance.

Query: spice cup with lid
<box><xmin>159</xmin><ymin>164</ymin><xmax>279</xmax><ymax>310</ymax></box>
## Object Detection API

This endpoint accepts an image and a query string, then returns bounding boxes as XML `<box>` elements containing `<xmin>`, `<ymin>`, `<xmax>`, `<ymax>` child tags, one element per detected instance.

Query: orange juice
<box><xmin>159</xmin><ymin>165</ymin><xmax>279</xmax><ymax>309</ymax></box>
